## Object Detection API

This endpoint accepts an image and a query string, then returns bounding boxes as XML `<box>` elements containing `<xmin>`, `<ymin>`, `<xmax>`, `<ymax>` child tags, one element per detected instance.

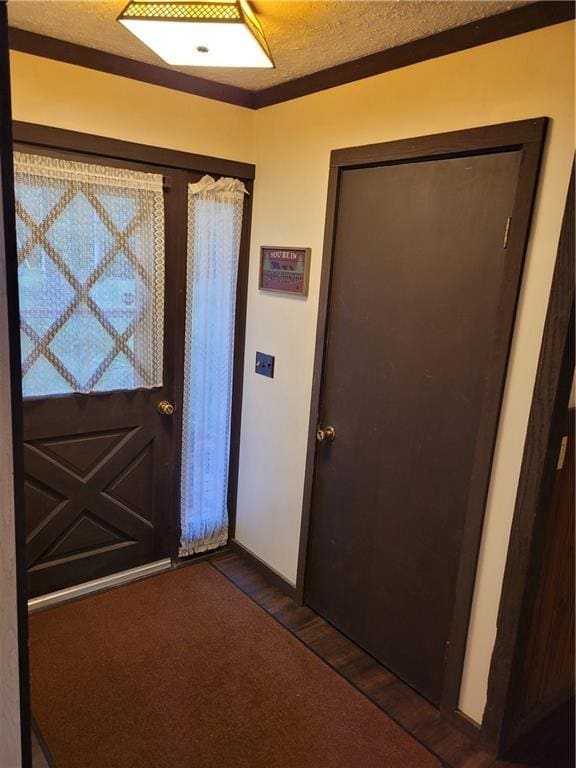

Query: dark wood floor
<box><xmin>30</xmin><ymin>550</ymin><xmax>573</xmax><ymax>768</ymax></box>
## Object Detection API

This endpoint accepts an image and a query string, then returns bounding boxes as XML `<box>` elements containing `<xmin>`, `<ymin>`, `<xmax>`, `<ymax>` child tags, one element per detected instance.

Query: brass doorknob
<box><xmin>157</xmin><ymin>400</ymin><xmax>175</xmax><ymax>416</ymax></box>
<box><xmin>316</xmin><ymin>425</ymin><xmax>336</xmax><ymax>442</ymax></box>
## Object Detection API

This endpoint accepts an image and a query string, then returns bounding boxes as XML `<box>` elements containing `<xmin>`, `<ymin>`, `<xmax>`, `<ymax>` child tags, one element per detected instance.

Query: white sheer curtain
<box><xmin>13</xmin><ymin>152</ymin><xmax>165</xmax><ymax>398</ymax></box>
<box><xmin>179</xmin><ymin>175</ymin><xmax>247</xmax><ymax>556</ymax></box>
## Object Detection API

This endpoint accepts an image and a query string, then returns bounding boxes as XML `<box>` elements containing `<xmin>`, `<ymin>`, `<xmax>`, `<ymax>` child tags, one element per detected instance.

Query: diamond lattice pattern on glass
<box><xmin>14</xmin><ymin>152</ymin><xmax>165</xmax><ymax>397</ymax></box>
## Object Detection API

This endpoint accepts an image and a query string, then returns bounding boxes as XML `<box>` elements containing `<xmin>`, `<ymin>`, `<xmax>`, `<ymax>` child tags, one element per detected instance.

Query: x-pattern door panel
<box><xmin>23</xmin><ymin>391</ymin><xmax>172</xmax><ymax>597</ymax></box>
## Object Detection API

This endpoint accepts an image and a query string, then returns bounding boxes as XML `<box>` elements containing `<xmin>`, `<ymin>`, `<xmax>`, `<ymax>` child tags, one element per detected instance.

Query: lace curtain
<box><xmin>14</xmin><ymin>152</ymin><xmax>165</xmax><ymax>397</ymax></box>
<box><xmin>179</xmin><ymin>175</ymin><xmax>247</xmax><ymax>556</ymax></box>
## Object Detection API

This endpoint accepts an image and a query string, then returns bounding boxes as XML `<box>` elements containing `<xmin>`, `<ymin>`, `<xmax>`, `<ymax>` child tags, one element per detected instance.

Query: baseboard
<box><xmin>28</xmin><ymin>558</ymin><xmax>172</xmax><ymax>613</ymax></box>
<box><xmin>443</xmin><ymin>706</ymin><xmax>483</xmax><ymax>744</ymax></box>
<box><xmin>229</xmin><ymin>539</ymin><xmax>297</xmax><ymax>599</ymax></box>
<box><xmin>507</xmin><ymin>689</ymin><xmax>575</xmax><ymax>748</ymax></box>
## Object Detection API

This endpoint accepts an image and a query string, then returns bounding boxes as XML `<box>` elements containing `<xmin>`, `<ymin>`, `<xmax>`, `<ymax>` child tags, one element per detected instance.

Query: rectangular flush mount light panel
<box><xmin>118</xmin><ymin>1</ymin><xmax>274</xmax><ymax>68</ymax></box>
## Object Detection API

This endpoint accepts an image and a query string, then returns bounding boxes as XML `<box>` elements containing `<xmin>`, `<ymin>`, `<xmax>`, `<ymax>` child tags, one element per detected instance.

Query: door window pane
<box><xmin>14</xmin><ymin>152</ymin><xmax>165</xmax><ymax>397</ymax></box>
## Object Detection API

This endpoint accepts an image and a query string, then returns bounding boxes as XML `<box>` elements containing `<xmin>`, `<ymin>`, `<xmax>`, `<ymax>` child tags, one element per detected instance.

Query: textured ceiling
<box><xmin>8</xmin><ymin>1</ymin><xmax>531</xmax><ymax>91</ymax></box>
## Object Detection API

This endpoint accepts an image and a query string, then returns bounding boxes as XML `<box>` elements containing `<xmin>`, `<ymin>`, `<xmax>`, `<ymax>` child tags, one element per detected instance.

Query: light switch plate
<box><xmin>255</xmin><ymin>351</ymin><xmax>275</xmax><ymax>378</ymax></box>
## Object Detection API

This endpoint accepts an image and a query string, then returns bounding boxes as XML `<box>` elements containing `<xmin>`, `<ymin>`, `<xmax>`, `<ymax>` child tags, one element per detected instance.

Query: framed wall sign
<box><xmin>259</xmin><ymin>246</ymin><xmax>311</xmax><ymax>296</ymax></box>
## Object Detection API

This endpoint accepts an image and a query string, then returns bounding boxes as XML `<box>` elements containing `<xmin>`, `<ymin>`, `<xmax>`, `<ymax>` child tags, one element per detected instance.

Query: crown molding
<box><xmin>8</xmin><ymin>2</ymin><xmax>575</xmax><ymax>112</ymax></box>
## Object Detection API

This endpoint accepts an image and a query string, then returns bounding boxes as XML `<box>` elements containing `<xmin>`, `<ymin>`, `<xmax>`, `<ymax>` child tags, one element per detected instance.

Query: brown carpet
<box><xmin>29</xmin><ymin>562</ymin><xmax>442</xmax><ymax>768</ymax></box>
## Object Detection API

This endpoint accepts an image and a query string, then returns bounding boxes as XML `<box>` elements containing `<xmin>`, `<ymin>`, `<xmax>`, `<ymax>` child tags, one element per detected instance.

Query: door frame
<box><xmin>482</xmin><ymin>162</ymin><xmax>575</xmax><ymax>754</ymax></box>
<box><xmin>296</xmin><ymin>118</ymin><xmax>548</xmax><ymax>727</ymax></box>
<box><xmin>11</xmin><ymin>122</ymin><xmax>255</xmax><ymax>557</ymax></box>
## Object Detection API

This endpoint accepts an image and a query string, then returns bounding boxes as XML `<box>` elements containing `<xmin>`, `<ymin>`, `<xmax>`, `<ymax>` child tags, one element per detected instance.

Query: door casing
<box><xmin>297</xmin><ymin>118</ymin><xmax>548</xmax><ymax>730</ymax></box>
<box><xmin>482</xmin><ymin>162</ymin><xmax>575</xmax><ymax>754</ymax></box>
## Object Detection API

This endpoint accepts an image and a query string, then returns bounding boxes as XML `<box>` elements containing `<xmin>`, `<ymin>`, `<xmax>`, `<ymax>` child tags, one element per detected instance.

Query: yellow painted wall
<box><xmin>234</xmin><ymin>21</ymin><xmax>575</xmax><ymax>723</ymax></box>
<box><xmin>7</xmin><ymin>21</ymin><xmax>575</xmax><ymax>728</ymax></box>
<box><xmin>9</xmin><ymin>51</ymin><xmax>255</xmax><ymax>162</ymax></box>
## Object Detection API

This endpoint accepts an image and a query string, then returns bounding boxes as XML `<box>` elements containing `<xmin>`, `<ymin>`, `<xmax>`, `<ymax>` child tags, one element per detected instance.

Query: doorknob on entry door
<box><xmin>157</xmin><ymin>400</ymin><xmax>175</xmax><ymax>416</ymax></box>
<box><xmin>316</xmin><ymin>425</ymin><xmax>336</xmax><ymax>442</ymax></box>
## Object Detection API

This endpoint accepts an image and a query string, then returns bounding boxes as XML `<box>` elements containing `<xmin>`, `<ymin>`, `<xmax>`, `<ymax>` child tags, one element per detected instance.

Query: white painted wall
<box><xmin>234</xmin><ymin>22</ymin><xmax>575</xmax><ymax>723</ymax></box>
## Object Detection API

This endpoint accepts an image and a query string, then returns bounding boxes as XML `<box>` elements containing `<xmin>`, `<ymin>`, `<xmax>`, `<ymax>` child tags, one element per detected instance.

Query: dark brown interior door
<box><xmin>16</xmin><ymin>148</ymin><xmax>186</xmax><ymax>598</ymax></box>
<box><xmin>306</xmin><ymin>150</ymin><xmax>525</xmax><ymax>705</ymax></box>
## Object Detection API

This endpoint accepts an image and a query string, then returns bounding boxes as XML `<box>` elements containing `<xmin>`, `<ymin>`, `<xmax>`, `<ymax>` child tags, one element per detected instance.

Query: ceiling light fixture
<box><xmin>117</xmin><ymin>1</ymin><xmax>274</xmax><ymax>68</ymax></box>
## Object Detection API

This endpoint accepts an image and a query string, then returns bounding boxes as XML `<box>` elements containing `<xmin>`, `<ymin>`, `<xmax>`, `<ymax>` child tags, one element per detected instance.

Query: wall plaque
<box><xmin>259</xmin><ymin>246</ymin><xmax>311</xmax><ymax>296</ymax></box>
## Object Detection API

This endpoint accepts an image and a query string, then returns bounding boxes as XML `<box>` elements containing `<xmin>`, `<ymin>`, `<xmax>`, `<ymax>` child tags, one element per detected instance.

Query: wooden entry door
<box><xmin>305</xmin><ymin>122</ymin><xmax>546</xmax><ymax>706</ymax></box>
<box><xmin>23</xmin><ymin>391</ymin><xmax>174</xmax><ymax>598</ymax></box>
<box><xmin>15</xmin><ymin>147</ymin><xmax>185</xmax><ymax>598</ymax></box>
